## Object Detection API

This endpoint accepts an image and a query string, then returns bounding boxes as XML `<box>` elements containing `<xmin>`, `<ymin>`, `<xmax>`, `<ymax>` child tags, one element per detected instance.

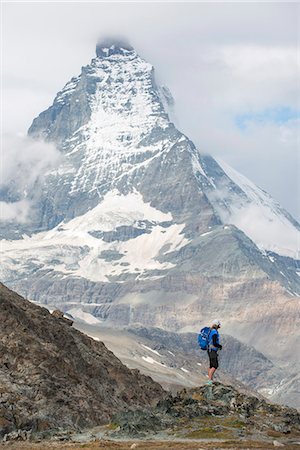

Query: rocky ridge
<box><xmin>0</xmin><ymin>283</ymin><xmax>164</xmax><ymax>438</ymax></box>
<box><xmin>13</xmin><ymin>383</ymin><xmax>298</xmax><ymax>447</ymax></box>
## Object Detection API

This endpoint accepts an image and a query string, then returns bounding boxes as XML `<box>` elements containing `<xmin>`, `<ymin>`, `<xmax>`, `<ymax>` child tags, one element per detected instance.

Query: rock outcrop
<box><xmin>51</xmin><ymin>309</ymin><xmax>74</xmax><ymax>326</ymax></box>
<box><xmin>0</xmin><ymin>283</ymin><xmax>165</xmax><ymax>438</ymax></box>
<box><xmin>111</xmin><ymin>382</ymin><xmax>300</xmax><ymax>443</ymax></box>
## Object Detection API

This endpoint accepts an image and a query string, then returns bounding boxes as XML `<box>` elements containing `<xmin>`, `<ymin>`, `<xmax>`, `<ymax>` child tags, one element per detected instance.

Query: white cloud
<box><xmin>190</xmin><ymin>118</ymin><xmax>299</xmax><ymax>220</ymax></box>
<box><xmin>2</xmin><ymin>86</ymin><xmax>55</xmax><ymax>135</ymax></box>
<box><xmin>1</xmin><ymin>134</ymin><xmax>61</xmax><ymax>189</ymax></box>
<box><xmin>221</xmin><ymin>45</ymin><xmax>297</xmax><ymax>83</ymax></box>
<box><xmin>216</xmin><ymin>45</ymin><xmax>297</xmax><ymax>109</ymax></box>
<box><xmin>167</xmin><ymin>43</ymin><xmax>299</xmax><ymax>220</ymax></box>
<box><xmin>1</xmin><ymin>135</ymin><xmax>61</xmax><ymax>222</ymax></box>
<box><xmin>0</xmin><ymin>199</ymin><xmax>31</xmax><ymax>223</ymax></box>
<box><xmin>228</xmin><ymin>203</ymin><xmax>300</xmax><ymax>259</ymax></box>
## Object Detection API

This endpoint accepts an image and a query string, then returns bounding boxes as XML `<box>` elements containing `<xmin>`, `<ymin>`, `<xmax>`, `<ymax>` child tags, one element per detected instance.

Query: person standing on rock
<box><xmin>207</xmin><ymin>319</ymin><xmax>222</xmax><ymax>385</ymax></box>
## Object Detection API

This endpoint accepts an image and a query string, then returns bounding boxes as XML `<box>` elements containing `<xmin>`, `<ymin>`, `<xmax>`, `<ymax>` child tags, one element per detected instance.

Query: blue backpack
<box><xmin>198</xmin><ymin>326</ymin><xmax>211</xmax><ymax>350</ymax></box>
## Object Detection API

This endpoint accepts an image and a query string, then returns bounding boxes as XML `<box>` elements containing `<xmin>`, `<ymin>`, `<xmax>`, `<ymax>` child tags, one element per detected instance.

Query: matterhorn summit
<box><xmin>1</xmin><ymin>40</ymin><xmax>299</xmax><ymax>369</ymax></box>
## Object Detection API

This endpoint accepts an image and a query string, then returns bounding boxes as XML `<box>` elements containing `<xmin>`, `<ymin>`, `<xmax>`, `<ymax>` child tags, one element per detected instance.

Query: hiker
<box><xmin>207</xmin><ymin>319</ymin><xmax>222</xmax><ymax>384</ymax></box>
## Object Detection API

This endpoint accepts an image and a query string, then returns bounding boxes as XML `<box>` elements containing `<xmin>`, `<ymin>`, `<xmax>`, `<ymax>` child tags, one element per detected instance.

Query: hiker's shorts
<box><xmin>208</xmin><ymin>350</ymin><xmax>219</xmax><ymax>369</ymax></box>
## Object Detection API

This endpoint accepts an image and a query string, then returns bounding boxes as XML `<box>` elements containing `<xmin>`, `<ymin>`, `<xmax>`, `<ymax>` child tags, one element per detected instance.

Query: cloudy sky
<box><xmin>2</xmin><ymin>1</ymin><xmax>299</xmax><ymax>219</ymax></box>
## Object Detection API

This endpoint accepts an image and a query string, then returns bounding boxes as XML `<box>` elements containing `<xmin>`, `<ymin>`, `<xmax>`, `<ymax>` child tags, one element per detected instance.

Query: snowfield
<box><xmin>0</xmin><ymin>190</ymin><xmax>189</xmax><ymax>283</ymax></box>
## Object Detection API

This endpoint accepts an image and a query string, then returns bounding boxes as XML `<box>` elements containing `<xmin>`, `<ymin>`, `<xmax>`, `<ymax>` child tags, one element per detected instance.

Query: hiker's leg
<box><xmin>207</xmin><ymin>350</ymin><xmax>211</xmax><ymax>377</ymax></box>
<box><xmin>209</xmin><ymin>367</ymin><xmax>216</xmax><ymax>380</ymax></box>
<box><xmin>208</xmin><ymin>351</ymin><xmax>218</xmax><ymax>380</ymax></box>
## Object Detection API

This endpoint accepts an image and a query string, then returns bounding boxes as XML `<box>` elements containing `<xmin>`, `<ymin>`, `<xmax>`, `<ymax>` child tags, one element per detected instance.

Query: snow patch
<box><xmin>141</xmin><ymin>344</ymin><xmax>162</xmax><ymax>356</ymax></box>
<box><xmin>92</xmin><ymin>336</ymin><xmax>101</xmax><ymax>341</ymax></box>
<box><xmin>66</xmin><ymin>307</ymin><xmax>102</xmax><ymax>325</ymax></box>
<box><xmin>60</xmin><ymin>189</ymin><xmax>172</xmax><ymax>233</ymax></box>
<box><xmin>191</xmin><ymin>153</ymin><xmax>207</xmax><ymax>179</ymax></box>
<box><xmin>141</xmin><ymin>356</ymin><xmax>166</xmax><ymax>367</ymax></box>
<box><xmin>0</xmin><ymin>190</ymin><xmax>189</xmax><ymax>283</ymax></box>
<box><xmin>200</xmin><ymin>231</ymin><xmax>213</xmax><ymax>237</ymax></box>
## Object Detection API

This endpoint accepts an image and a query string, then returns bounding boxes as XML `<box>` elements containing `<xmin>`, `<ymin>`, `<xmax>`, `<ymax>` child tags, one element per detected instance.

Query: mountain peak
<box><xmin>96</xmin><ymin>38</ymin><xmax>134</xmax><ymax>58</ymax></box>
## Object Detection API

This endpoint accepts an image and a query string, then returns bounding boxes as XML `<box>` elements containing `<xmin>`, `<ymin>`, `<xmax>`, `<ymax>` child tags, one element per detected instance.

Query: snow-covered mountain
<box><xmin>1</xmin><ymin>40</ymin><xmax>299</xmax><ymax>367</ymax></box>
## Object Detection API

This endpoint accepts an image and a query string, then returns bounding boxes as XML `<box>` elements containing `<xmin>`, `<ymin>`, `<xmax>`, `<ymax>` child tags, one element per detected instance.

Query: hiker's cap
<box><xmin>212</xmin><ymin>319</ymin><xmax>221</xmax><ymax>327</ymax></box>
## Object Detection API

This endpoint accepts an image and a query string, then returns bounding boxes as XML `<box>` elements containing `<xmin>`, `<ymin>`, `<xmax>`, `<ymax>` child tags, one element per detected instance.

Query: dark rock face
<box><xmin>96</xmin><ymin>40</ymin><xmax>134</xmax><ymax>57</ymax></box>
<box><xmin>90</xmin><ymin>224</ymin><xmax>152</xmax><ymax>242</ymax></box>
<box><xmin>0</xmin><ymin>283</ymin><xmax>165</xmax><ymax>437</ymax></box>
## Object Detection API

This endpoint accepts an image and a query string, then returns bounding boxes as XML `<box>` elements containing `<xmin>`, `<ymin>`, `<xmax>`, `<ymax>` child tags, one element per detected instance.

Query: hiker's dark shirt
<box><xmin>211</xmin><ymin>333</ymin><xmax>222</xmax><ymax>349</ymax></box>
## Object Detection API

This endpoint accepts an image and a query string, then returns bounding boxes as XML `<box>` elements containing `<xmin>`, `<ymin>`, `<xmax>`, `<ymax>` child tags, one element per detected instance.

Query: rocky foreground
<box><xmin>0</xmin><ymin>283</ymin><xmax>164</xmax><ymax>437</ymax></box>
<box><xmin>1</xmin><ymin>383</ymin><xmax>300</xmax><ymax>448</ymax></box>
<box><xmin>1</xmin><ymin>283</ymin><xmax>299</xmax><ymax>449</ymax></box>
<box><xmin>99</xmin><ymin>382</ymin><xmax>299</xmax><ymax>447</ymax></box>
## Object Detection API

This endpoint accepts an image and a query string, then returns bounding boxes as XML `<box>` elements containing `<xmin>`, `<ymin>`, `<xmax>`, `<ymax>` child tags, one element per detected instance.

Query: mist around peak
<box><xmin>96</xmin><ymin>36</ymin><xmax>134</xmax><ymax>57</ymax></box>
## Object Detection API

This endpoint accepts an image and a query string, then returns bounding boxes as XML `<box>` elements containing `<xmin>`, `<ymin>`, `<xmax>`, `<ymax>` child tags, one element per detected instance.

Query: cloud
<box><xmin>166</xmin><ymin>43</ymin><xmax>299</xmax><ymax>220</ymax></box>
<box><xmin>1</xmin><ymin>135</ymin><xmax>61</xmax><ymax>222</ymax></box>
<box><xmin>190</xmin><ymin>117</ymin><xmax>299</xmax><ymax>221</ymax></box>
<box><xmin>0</xmin><ymin>199</ymin><xmax>31</xmax><ymax>223</ymax></box>
<box><xmin>228</xmin><ymin>203</ymin><xmax>300</xmax><ymax>259</ymax></box>
<box><xmin>1</xmin><ymin>134</ymin><xmax>61</xmax><ymax>188</ymax></box>
<box><xmin>2</xmin><ymin>86</ymin><xmax>55</xmax><ymax>135</ymax></box>
<box><xmin>205</xmin><ymin>169</ymin><xmax>300</xmax><ymax>258</ymax></box>
<box><xmin>221</xmin><ymin>45</ymin><xmax>297</xmax><ymax>85</ymax></box>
